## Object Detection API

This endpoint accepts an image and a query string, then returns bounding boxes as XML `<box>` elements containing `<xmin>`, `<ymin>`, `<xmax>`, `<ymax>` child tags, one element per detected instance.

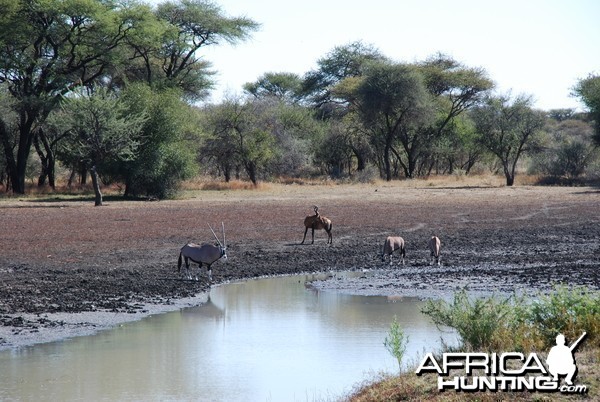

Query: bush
<box><xmin>354</xmin><ymin>165</ymin><xmax>379</xmax><ymax>183</ymax></box>
<box><xmin>421</xmin><ymin>290</ymin><xmax>512</xmax><ymax>351</ymax></box>
<box><xmin>421</xmin><ymin>286</ymin><xmax>600</xmax><ymax>353</ymax></box>
<box><xmin>383</xmin><ymin>316</ymin><xmax>409</xmax><ymax>372</ymax></box>
<box><xmin>525</xmin><ymin>285</ymin><xmax>600</xmax><ymax>349</ymax></box>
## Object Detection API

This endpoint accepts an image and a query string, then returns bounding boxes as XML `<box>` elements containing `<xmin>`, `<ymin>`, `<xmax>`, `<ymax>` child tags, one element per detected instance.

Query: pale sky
<box><xmin>150</xmin><ymin>0</ymin><xmax>600</xmax><ymax>111</ymax></box>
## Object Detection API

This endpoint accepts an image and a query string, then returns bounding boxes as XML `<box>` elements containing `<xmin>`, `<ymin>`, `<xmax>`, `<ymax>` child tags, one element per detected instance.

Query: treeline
<box><xmin>1</xmin><ymin>1</ymin><xmax>599</xmax><ymax>204</ymax></box>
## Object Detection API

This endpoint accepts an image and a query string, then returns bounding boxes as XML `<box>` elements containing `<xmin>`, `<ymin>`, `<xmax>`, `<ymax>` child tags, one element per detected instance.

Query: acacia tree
<box><xmin>331</xmin><ymin>55</ymin><xmax>492</xmax><ymax>179</ymax></box>
<box><xmin>243</xmin><ymin>72</ymin><xmax>304</xmax><ymax>104</ymax></box>
<box><xmin>302</xmin><ymin>41</ymin><xmax>388</xmax><ymax>111</ymax></box>
<box><xmin>416</xmin><ymin>54</ymin><xmax>494</xmax><ymax>175</ymax></box>
<box><xmin>471</xmin><ymin>95</ymin><xmax>545</xmax><ymax>186</ymax></box>
<box><xmin>532</xmin><ymin>117</ymin><xmax>598</xmax><ymax>179</ymax></box>
<box><xmin>117</xmin><ymin>84</ymin><xmax>199</xmax><ymax>199</ymax></box>
<box><xmin>0</xmin><ymin>0</ymin><xmax>258</xmax><ymax>194</ymax></box>
<box><xmin>126</xmin><ymin>0</ymin><xmax>259</xmax><ymax>101</ymax></box>
<box><xmin>301</xmin><ymin>42</ymin><xmax>388</xmax><ymax>172</ymax></box>
<box><xmin>52</xmin><ymin>89</ymin><xmax>146</xmax><ymax>206</ymax></box>
<box><xmin>335</xmin><ymin>61</ymin><xmax>433</xmax><ymax>181</ymax></box>
<box><xmin>0</xmin><ymin>0</ymin><xmax>150</xmax><ymax>193</ymax></box>
<box><xmin>201</xmin><ymin>97</ymin><xmax>275</xmax><ymax>185</ymax></box>
<box><xmin>573</xmin><ymin>74</ymin><xmax>600</xmax><ymax>144</ymax></box>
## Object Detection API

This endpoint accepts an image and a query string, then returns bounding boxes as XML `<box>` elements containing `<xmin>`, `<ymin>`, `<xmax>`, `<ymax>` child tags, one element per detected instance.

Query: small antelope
<box><xmin>301</xmin><ymin>206</ymin><xmax>332</xmax><ymax>244</ymax></box>
<box><xmin>178</xmin><ymin>223</ymin><xmax>227</xmax><ymax>281</ymax></box>
<box><xmin>428</xmin><ymin>235</ymin><xmax>441</xmax><ymax>266</ymax></box>
<box><xmin>381</xmin><ymin>236</ymin><xmax>405</xmax><ymax>265</ymax></box>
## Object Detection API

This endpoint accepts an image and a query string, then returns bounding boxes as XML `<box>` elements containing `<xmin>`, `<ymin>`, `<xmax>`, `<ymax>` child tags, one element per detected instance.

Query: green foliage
<box><xmin>471</xmin><ymin>94</ymin><xmax>545</xmax><ymax>185</ymax></box>
<box><xmin>0</xmin><ymin>0</ymin><xmax>142</xmax><ymax>193</ymax></box>
<box><xmin>150</xmin><ymin>0</ymin><xmax>259</xmax><ymax>100</ymax></box>
<box><xmin>422</xmin><ymin>290</ymin><xmax>512</xmax><ymax>351</ymax></box>
<box><xmin>200</xmin><ymin>97</ymin><xmax>276</xmax><ymax>185</ymax></box>
<box><xmin>342</xmin><ymin>61</ymin><xmax>433</xmax><ymax>181</ymax></box>
<box><xmin>421</xmin><ymin>286</ymin><xmax>600</xmax><ymax>353</ymax></box>
<box><xmin>384</xmin><ymin>316</ymin><xmax>409</xmax><ymax>372</ymax></box>
<box><xmin>529</xmin><ymin>117</ymin><xmax>598</xmax><ymax>180</ymax></box>
<box><xmin>302</xmin><ymin>41</ymin><xmax>387</xmax><ymax>111</ymax></box>
<box><xmin>525</xmin><ymin>285</ymin><xmax>600</xmax><ymax>348</ymax></box>
<box><xmin>50</xmin><ymin>87</ymin><xmax>146</xmax><ymax>205</ymax></box>
<box><xmin>573</xmin><ymin>74</ymin><xmax>600</xmax><ymax>144</ymax></box>
<box><xmin>0</xmin><ymin>0</ymin><xmax>258</xmax><ymax>193</ymax></box>
<box><xmin>54</xmin><ymin>88</ymin><xmax>145</xmax><ymax>167</ymax></box>
<box><xmin>313</xmin><ymin>122</ymin><xmax>354</xmax><ymax>177</ymax></box>
<box><xmin>243</xmin><ymin>72</ymin><xmax>304</xmax><ymax>103</ymax></box>
<box><xmin>330</xmin><ymin>54</ymin><xmax>493</xmax><ymax>180</ymax></box>
<box><xmin>118</xmin><ymin>84</ymin><xmax>199</xmax><ymax>199</ymax></box>
<box><xmin>200</xmin><ymin>97</ymin><xmax>324</xmax><ymax>183</ymax></box>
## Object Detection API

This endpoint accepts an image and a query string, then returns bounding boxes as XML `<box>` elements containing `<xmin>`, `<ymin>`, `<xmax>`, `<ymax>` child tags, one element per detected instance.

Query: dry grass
<box><xmin>0</xmin><ymin>173</ymin><xmax>575</xmax><ymax>201</ymax></box>
<box><xmin>181</xmin><ymin>173</ymin><xmax>545</xmax><ymax>192</ymax></box>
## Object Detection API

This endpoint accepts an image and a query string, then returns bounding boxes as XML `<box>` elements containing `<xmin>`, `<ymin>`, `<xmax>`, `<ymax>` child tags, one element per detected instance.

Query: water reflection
<box><xmin>0</xmin><ymin>272</ymin><xmax>458</xmax><ymax>401</ymax></box>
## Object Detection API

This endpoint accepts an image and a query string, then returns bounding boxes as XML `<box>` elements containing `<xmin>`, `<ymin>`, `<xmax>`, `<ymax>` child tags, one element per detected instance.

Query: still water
<box><xmin>0</xmin><ymin>273</ymin><xmax>457</xmax><ymax>401</ymax></box>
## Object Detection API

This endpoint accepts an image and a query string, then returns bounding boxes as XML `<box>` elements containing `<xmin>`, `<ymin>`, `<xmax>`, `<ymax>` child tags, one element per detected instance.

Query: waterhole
<box><xmin>0</xmin><ymin>272</ymin><xmax>458</xmax><ymax>401</ymax></box>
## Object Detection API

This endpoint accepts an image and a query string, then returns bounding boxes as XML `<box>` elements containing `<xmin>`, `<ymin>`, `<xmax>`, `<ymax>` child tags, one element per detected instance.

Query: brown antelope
<box><xmin>428</xmin><ymin>235</ymin><xmax>441</xmax><ymax>266</ymax></box>
<box><xmin>382</xmin><ymin>236</ymin><xmax>405</xmax><ymax>265</ymax></box>
<box><xmin>178</xmin><ymin>223</ymin><xmax>227</xmax><ymax>281</ymax></box>
<box><xmin>301</xmin><ymin>206</ymin><xmax>332</xmax><ymax>244</ymax></box>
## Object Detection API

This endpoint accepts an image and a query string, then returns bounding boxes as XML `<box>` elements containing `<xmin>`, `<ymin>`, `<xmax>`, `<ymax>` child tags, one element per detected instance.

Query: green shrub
<box><xmin>384</xmin><ymin>316</ymin><xmax>409</xmax><ymax>372</ymax></box>
<box><xmin>421</xmin><ymin>286</ymin><xmax>600</xmax><ymax>353</ymax></box>
<box><xmin>421</xmin><ymin>290</ymin><xmax>512</xmax><ymax>351</ymax></box>
<box><xmin>525</xmin><ymin>285</ymin><xmax>600</xmax><ymax>349</ymax></box>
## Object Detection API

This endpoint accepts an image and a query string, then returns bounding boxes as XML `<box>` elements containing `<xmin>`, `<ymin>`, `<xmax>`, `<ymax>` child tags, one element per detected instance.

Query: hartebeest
<box><xmin>301</xmin><ymin>206</ymin><xmax>332</xmax><ymax>244</ymax></box>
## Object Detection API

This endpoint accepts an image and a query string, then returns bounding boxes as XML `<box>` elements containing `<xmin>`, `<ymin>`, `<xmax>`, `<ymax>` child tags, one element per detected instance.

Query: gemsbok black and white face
<box><xmin>178</xmin><ymin>223</ymin><xmax>227</xmax><ymax>281</ymax></box>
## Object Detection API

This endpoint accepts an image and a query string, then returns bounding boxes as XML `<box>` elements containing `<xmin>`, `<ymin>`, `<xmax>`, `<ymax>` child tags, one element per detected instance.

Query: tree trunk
<box><xmin>10</xmin><ymin>113</ymin><xmax>38</xmax><ymax>194</ymax></box>
<box><xmin>0</xmin><ymin>120</ymin><xmax>18</xmax><ymax>193</ymax></box>
<box><xmin>384</xmin><ymin>142</ymin><xmax>392</xmax><ymax>181</ymax></box>
<box><xmin>13</xmin><ymin>130</ymin><xmax>32</xmax><ymax>194</ymax></box>
<box><xmin>33</xmin><ymin>134</ymin><xmax>48</xmax><ymax>187</ymax></box>
<box><xmin>90</xmin><ymin>165</ymin><xmax>103</xmax><ymax>206</ymax></box>
<box><xmin>246</xmin><ymin>162</ymin><xmax>258</xmax><ymax>186</ymax></box>
<box><xmin>503</xmin><ymin>161</ymin><xmax>515</xmax><ymax>186</ymax></box>
<box><xmin>223</xmin><ymin>164</ymin><xmax>231</xmax><ymax>182</ymax></box>
<box><xmin>68</xmin><ymin>166</ymin><xmax>77</xmax><ymax>188</ymax></box>
<box><xmin>79</xmin><ymin>163</ymin><xmax>87</xmax><ymax>185</ymax></box>
<box><xmin>38</xmin><ymin>130</ymin><xmax>56</xmax><ymax>189</ymax></box>
<box><xmin>351</xmin><ymin>145</ymin><xmax>366</xmax><ymax>171</ymax></box>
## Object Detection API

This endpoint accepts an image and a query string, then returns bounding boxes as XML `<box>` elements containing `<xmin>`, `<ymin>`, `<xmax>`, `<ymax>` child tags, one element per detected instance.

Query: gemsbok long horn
<box><xmin>222</xmin><ymin>221</ymin><xmax>226</xmax><ymax>248</ymax></box>
<box><xmin>208</xmin><ymin>223</ymin><xmax>222</xmax><ymax>247</ymax></box>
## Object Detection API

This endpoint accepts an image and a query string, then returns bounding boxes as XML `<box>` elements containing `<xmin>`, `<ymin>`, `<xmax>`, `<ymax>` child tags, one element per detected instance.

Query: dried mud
<box><xmin>0</xmin><ymin>184</ymin><xmax>598</xmax><ymax>349</ymax></box>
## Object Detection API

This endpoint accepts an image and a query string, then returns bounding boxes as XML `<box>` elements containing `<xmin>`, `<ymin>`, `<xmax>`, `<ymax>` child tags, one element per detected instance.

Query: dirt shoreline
<box><xmin>1</xmin><ymin>183</ymin><xmax>599</xmax><ymax>350</ymax></box>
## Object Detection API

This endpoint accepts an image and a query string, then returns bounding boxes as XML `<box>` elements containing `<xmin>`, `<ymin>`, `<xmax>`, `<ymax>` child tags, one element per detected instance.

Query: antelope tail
<box><xmin>177</xmin><ymin>252</ymin><xmax>182</xmax><ymax>272</ymax></box>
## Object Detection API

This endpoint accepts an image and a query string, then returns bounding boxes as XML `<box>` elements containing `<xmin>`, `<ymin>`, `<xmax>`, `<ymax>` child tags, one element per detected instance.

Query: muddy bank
<box><xmin>0</xmin><ymin>184</ymin><xmax>599</xmax><ymax>350</ymax></box>
<box><xmin>310</xmin><ymin>261</ymin><xmax>600</xmax><ymax>301</ymax></box>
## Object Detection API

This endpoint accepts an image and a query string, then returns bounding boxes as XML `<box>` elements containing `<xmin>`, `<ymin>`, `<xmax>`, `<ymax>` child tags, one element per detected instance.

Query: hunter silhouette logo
<box><xmin>546</xmin><ymin>332</ymin><xmax>586</xmax><ymax>386</ymax></box>
<box><xmin>415</xmin><ymin>331</ymin><xmax>588</xmax><ymax>394</ymax></box>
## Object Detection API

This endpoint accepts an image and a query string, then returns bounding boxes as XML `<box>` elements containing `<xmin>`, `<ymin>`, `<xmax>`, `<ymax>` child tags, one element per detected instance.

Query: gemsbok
<box><xmin>178</xmin><ymin>223</ymin><xmax>227</xmax><ymax>281</ymax></box>
<box><xmin>381</xmin><ymin>236</ymin><xmax>406</xmax><ymax>265</ymax></box>
<box><xmin>301</xmin><ymin>206</ymin><xmax>333</xmax><ymax>244</ymax></box>
<box><xmin>428</xmin><ymin>235</ymin><xmax>441</xmax><ymax>266</ymax></box>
